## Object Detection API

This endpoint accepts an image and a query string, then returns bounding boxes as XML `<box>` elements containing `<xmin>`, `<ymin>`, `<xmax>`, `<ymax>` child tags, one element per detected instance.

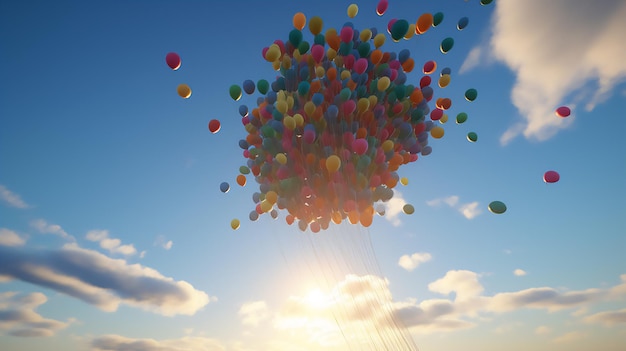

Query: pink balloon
<box><xmin>343</xmin><ymin>100</ymin><xmax>356</xmax><ymax>116</ymax></box>
<box><xmin>354</xmin><ymin>58</ymin><xmax>369</xmax><ymax>74</ymax></box>
<box><xmin>376</xmin><ymin>0</ymin><xmax>389</xmax><ymax>16</ymax></box>
<box><xmin>311</xmin><ymin>44</ymin><xmax>325</xmax><ymax>63</ymax></box>
<box><xmin>353</xmin><ymin>138</ymin><xmax>369</xmax><ymax>155</ymax></box>
<box><xmin>165</xmin><ymin>52</ymin><xmax>181</xmax><ymax>70</ymax></box>
<box><xmin>543</xmin><ymin>170</ymin><xmax>560</xmax><ymax>183</ymax></box>
<box><xmin>340</xmin><ymin>26</ymin><xmax>354</xmax><ymax>43</ymax></box>
<box><xmin>556</xmin><ymin>106</ymin><xmax>571</xmax><ymax>117</ymax></box>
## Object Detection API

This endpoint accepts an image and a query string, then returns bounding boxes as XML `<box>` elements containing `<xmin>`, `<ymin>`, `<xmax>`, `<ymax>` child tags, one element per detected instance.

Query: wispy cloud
<box><xmin>239</xmin><ymin>301</ymin><xmax>270</xmax><ymax>327</ymax></box>
<box><xmin>513</xmin><ymin>269</ymin><xmax>527</xmax><ymax>276</ymax></box>
<box><xmin>552</xmin><ymin>331</ymin><xmax>587</xmax><ymax>344</ymax></box>
<box><xmin>0</xmin><ymin>185</ymin><xmax>29</xmax><ymax>209</ymax></box>
<box><xmin>154</xmin><ymin>235</ymin><xmax>173</xmax><ymax>250</ymax></box>
<box><xmin>427</xmin><ymin>196</ymin><xmax>482</xmax><ymax>219</ymax></box>
<box><xmin>30</xmin><ymin>219</ymin><xmax>74</xmax><ymax>241</ymax></box>
<box><xmin>0</xmin><ymin>291</ymin><xmax>71</xmax><ymax>337</ymax></box>
<box><xmin>91</xmin><ymin>334</ymin><xmax>226</xmax><ymax>351</ymax></box>
<box><xmin>583</xmin><ymin>308</ymin><xmax>626</xmax><ymax>327</ymax></box>
<box><xmin>0</xmin><ymin>244</ymin><xmax>214</xmax><ymax>316</ymax></box>
<box><xmin>85</xmin><ymin>230</ymin><xmax>137</xmax><ymax>256</ymax></box>
<box><xmin>485</xmin><ymin>0</ymin><xmax>626</xmax><ymax>144</ymax></box>
<box><xmin>0</xmin><ymin>228</ymin><xmax>26</xmax><ymax>247</ymax></box>
<box><xmin>398</xmin><ymin>252</ymin><xmax>432</xmax><ymax>272</ymax></box>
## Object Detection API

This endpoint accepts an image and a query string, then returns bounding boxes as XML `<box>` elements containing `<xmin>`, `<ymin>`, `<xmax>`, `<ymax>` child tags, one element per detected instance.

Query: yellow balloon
<box><xmin>439</xmin><ymin>113</ymin><xmax>449</xmax><ymax>124</ymax></box>
<box><xmin>360</xmin><ymin>28</ymin><xmax>372</xmax><ymax>42</ymax></box>
<box><xmin>265</xmin><ymin>191</ymin><xmax>278</xmax><ymax>205</ymax></box>
<box><xmin>326</xmin><ymin>48</ymin><xmax>337</xmax><ymax>60</ymax></box>
<box><xmin>308</xmin><ymin>16</ymin><xmax>323</xmax><ymax>35</ymax></box>
<box><xmin>404</xmin><ymin>24</ymin><xmax>416</xmax><ymax>39</ymax></box>
<box><xmin>368</xmin><ymin>95</ymin><xmax>378</xmax><ymax>107</ymax></box>
<box><xmin>438</xmin><ymin>74</ymin><xmax>451</xmax><ymax>88</ymax></box>
<box><xmin>304</xmin><ymin>101</ymin><xmax>316</xmax><ymax>116</ymax></box>
<box><xmin>294</xmin><ymin>113</ymin><xmax>304</xmax><ymax>127</ymax></box>
<box><xmin>403</xmin><ymin>204</ymin><xmax>415</xmax><ymax>215</ymax></box>
<box><xmin>276</xmin><ymin>153</ymin><xmax>287</xmax><ymax>164</ymax></box>
<box><xmin>357</xmin><ymin>98</ymin><xmax>370</xmax><ymax>113</ymax></box>
<box><xmin>340</xmin><ymin>70</ymin><xmax>351</xmax><ymax>80</ymax></box>
<box><xmin>347</xmin><ymin>4</ymin><xmax>358</xmax><ymax>18</ymax></box>
<box><xmin>283</xmin><ymin>115</ymin><xmax>296</xmax><ymax>130</ymax></box>
<box><xmin>382</xmin><ymin>140</ymin><xmax>394</xmax><ymax>152</ymax></box>
<box><xmin>430</xmin><ymin>126</ymin><xmax>445</xmax><ymax>139</ymax></box>
<box><xmin>177</xmin><ymin>84</ymin><xmax>191</xmax><ymax>99</ymax></box>
<box><xmin>326</xmin><ymin>155</ymin><xmax>341</xmax><ymax>173</ymax></box>
<box><xmin>231</xmin><ymin>219</ymin><xmax>240</xmax><ymax>230</ymax></box>
<box><xmin>260</xmin><ymin>199</ymin><xmax>273</xmax><ymax>213</ymax></box>
<box><xmin>315</xmin><ymin>66</ymin><xmax>326</xmax><ymax>78</ymax></box>
<box><xmin>265</xmin><ymin>44</ymin><xmax>281</xmax><ymax>62</ymax></box>
<box><xmin>373</xmin><ymin>33</ymin><xmax>386</xmax><ymax>48</ymax></box>
<box><xmin>400</xmin><ymin>177</ymin><xmax>409</xmax><ymax>186</ymax></box>
<box><xmin>276</xmin><ymin>100</ymin><xmax>288</xmax><ymax>114</ymax></box>
<box><xmin>377</xmin><ymin>76</ymin><xmax>391</xmax><ymax>91</ymax></box>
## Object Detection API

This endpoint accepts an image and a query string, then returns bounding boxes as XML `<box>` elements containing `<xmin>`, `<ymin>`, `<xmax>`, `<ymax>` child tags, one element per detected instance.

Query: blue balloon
<box><xmin>238</xmin><ymin>105</ymin><xmax>248</xmax><ymax>117</ymax></box>
<box><xmin>457</xmin><ymin>17</ymin><xmax>469</xmax><ymax>30</ymax></box>
<box><xmin>242</xmin><ymin>79</ymin><xmax>255</xmax><ymax>94</ymax></box>
<box><xmin>220</xmin><ymin>182</ymin><xmax>230</xmax><ymax>193</ymax></box>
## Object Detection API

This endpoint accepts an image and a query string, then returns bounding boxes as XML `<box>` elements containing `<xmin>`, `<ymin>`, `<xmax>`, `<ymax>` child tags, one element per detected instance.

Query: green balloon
<box><xmin>467</xmin><ymin>132</ymin><xmax>478</xmax><ymax>142</ymax></box>
<box><xmin>465</xmin><ymin>88</ymin><xmax>478</xmax><ymax>102</ymax></box>
<box><xmin>229</xmin><ymin>85</ymin><xmax>242</xmax><ymax>101</ymax></box>
<box><xmin>433</xmin><ymin>12</ymin><xmax>444</xmax><ymax>27</ymax></box>
<box><xmin>488</xmin><ymin>201</ymin><xmax>507</xmax><ymax>214</ymax></box>
<box><xmin>390</xmin><ymin>19</ymin><xmax>409</xmax><ymax>41</ymax></box>
<box><xmin>239</xmin><ymin>166</ymin><xmax>251</xmax><ymax>175</ymax></box>
<box><xmin>456</xmin><ymin>112</ymin><xmax>468</xmax><ymax>124</ymax></box>
<box><xmin>257</xmin><ymin>79</ymin><xmax>269</xmax><ymax>95</ymax></box>
<box><xmin>480</xmin><ymin>0</ymin><xmax>493</xmax><ymax>5</ymax></box>
<box><xmin>440</xmin><ymin>37</ymin><xmax>454</xmax><ymax>54</ymax></box>
<box><xmin>298</xmin><ymin>41</ymin><xmax>310</xmax><ymax>54</ymax></box>
<box><xmin>288</xmin><ymin>29</ymin><xmax>303</xmax><ymax>47</ymax></box>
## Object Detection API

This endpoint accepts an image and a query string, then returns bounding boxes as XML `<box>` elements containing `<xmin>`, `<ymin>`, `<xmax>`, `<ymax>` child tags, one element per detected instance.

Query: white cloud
<box><xmin>487</xmin><ymin>0</ymin><xmax>626</xmax><ymax>144</ymax></box>
<box><xmin>91</xmin><ymin>334</ymin><xmax>226</xmax><ymax>351</ymax></box>
<box><xmin>382</xmin><ymin>190</ymin><xmax>407</xmax><ymax>226</ymax></box>
<box><xmin>30</xmin><ymin>219</ymin><xmax>74</xmax><ymax>241</ymax></box>
<box><xmin>398</xmin><ymin>252</ymin><xmax>432</xmax><ymax>272</ymax></box>
<box><xmin>0</xmin><ymin>228</ymin><xmax>26</xmax><ymax>247</ymax></box>
<box><xmin>0</xmin><ymin>291</ymin><xmax>71</xmax><ymax>337</ymax></box>
<box><xmin>0</xmin><ymin>185</ymin><xmax>29</xmax><ymax>209</ymax></box>
<box><xmin>552</xmin><ymin>331</ymin><xmax>587</xmax><ymax>344</ymax></box>
<box><xmin>428</xmin><ymin>270</ymin><xmax>485</xmax><ymax>300</ymax></box>
<box><xmin>86</xmin><ymin>230</ymin><xmax>137</xmax><ymax>256</ymax></box>
<box><xmin>459</xmin><ymin>202</ymin><xmax>481</xmax><ymax>219</ymax></box>
<box><xmin>583</xmin><ymin>308</ymin><xmax>626</xmax><ymax>327</ymax></box>
<box><xmin>239</xmin><ymin>301</ymin><xmax>270</xmax><ymax>327</ymax></box>
<box><xmin>459</xmin><ymin>47</ymin><xmax>484</xmax><ymax>74</ymax></box>
<box><xmin>427</xmin><ymin>196</ymin><xmax>481</xmax><ymax>219</ymax></box>
<box><xmin>154</xmin><ymin>235</ymin><xmax>174</xmax><ymax>250</ymax></box>
<box><xmin>535</xmin><ymin>325</ymin><xmax>552</xmax><ymax>335</ymax></box>
<box><xmin>0</xmin><ymin>244</ymin><xmax>213</xmax><ymax>316</ymax></box>
<box><xmin>514</xmin><ymin>269</ymin><xmax>527</xmax><ymax>276</ymax></box>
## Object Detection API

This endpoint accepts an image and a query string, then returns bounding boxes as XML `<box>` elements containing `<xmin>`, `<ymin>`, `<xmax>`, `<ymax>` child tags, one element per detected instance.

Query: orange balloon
<box><xmin>416</xmin><ymin>13</ymin><xmax>433</xmax><ymax>34</ymax></box>
<box><xmin>236</xmin><ymin>174</ymin><xmax>246</xmax><ymax>186</ymax></box>
<box><xmin>293</xmin><ymin>12</ymin><xmax>306</xmax><ymax>30</ymax></box>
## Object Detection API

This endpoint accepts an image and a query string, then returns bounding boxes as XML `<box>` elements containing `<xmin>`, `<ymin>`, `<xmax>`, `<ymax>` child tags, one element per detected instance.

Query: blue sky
<box><xmin>1</xmin><ymin>0</ymin><xmax>625</xmax><ymax>350</ymax></box>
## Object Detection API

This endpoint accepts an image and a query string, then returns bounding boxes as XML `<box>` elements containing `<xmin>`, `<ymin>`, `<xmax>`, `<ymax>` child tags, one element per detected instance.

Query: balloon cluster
<box><xmin>228</xmin><ymin>5</ymin><xmax>474</xmax><ymax>232</ymax></box>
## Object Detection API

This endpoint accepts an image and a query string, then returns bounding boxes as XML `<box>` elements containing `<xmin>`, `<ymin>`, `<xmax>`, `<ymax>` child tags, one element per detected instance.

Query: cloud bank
<box><xmin>0</xmin><ymin>244</ymin><xmax>213</xmax><ymax>316</ymax></box>
<box><xmin>0</xmin><ymin>291</ymin><xmax>70</xmax><ymax>337</ymax></box>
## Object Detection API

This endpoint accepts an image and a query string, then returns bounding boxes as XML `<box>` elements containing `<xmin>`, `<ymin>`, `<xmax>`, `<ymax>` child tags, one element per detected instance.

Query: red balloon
<box><xmin>555</xmin><ymin>106</ymin><xmax>570</xmax><ymax>117</ymax></box>
<box><xmin>165</xmin><ymin>52</ymin><xmax>181</xmax><ymax>70</ymax></box>
<box><xmin>543</xmin><ymin>170</ymin><xmax>560</xmax><ymax>183</ymax></box>
<box><xmin>208</xmin><ymin>119</ymin><xmax>221</xmax><ymax>133</ymax></box>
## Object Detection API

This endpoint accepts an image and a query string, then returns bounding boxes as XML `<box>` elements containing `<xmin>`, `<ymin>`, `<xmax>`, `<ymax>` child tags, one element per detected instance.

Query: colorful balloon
<box><xmin>166</xmin><ymin>52</ymin><xmax>181</xmax><ymax>70</ymax></box>
<box><xmin>457</xmin><ymin>17</ymin><xmax>469</xmax><ymax>30</ymax></box>
<box><xmin>220</xmin><ymin>182</ymin><xmax>230</xmax><ymax>193</ymax></box>
<box><xmin>543</xmin><ymin>170</ymin><xmax>560</xmax><ymax>183</ymax></box>
<box><xmin>208</xmin><ymin>119</ymin><xmax>221</xmax><ymax>133</ymax></box>
<box><xmin>488</xmin><ymin>201</ymin><xmax>507</xmax><ymax>214</ymax></box>
<box><xmin>440</xmin><ymin>37</ymin><xmax>454</xmax><ymax>53</ymax></box>
<box><xmin>230</xmin><ymin>219</ymin><xmax>240</xmax><ymax>230</ymax></box>
<box><xmin>467</xmin><ymin>132</ymin><xmax>478</xmax><ymax>142</ymax></box>
<box><xmin>376</xmin><ymin>0</ymin><xmax>388</xmax><ymax>16</ymax></box>
<box><xmin>465</xmin><ymin>88</ymin><xmax>478</xmax><ymax>102</ymax></box>
<box><xmin>229</xmin><ymin>85</ymin><xmax>242</xmax><ymax>101</ymax></box>
<box><xmin>177</xmin><ymin>84</ymin><xmax>191</xmax><ymax>99</ymax></box>
<box><xmin>403</xmin><ymin>204</ymin><xmax>415</xmax><ymax>215</ymax></box>
<box><xmin>347</xmin><ymin>4</ymin><xmax>358</xmax><ymax>18</ymax></box>
<box><xmin>556</xmin><ymin>106</ymin><xmax>571</xmax><ymax>117</ymax></box>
